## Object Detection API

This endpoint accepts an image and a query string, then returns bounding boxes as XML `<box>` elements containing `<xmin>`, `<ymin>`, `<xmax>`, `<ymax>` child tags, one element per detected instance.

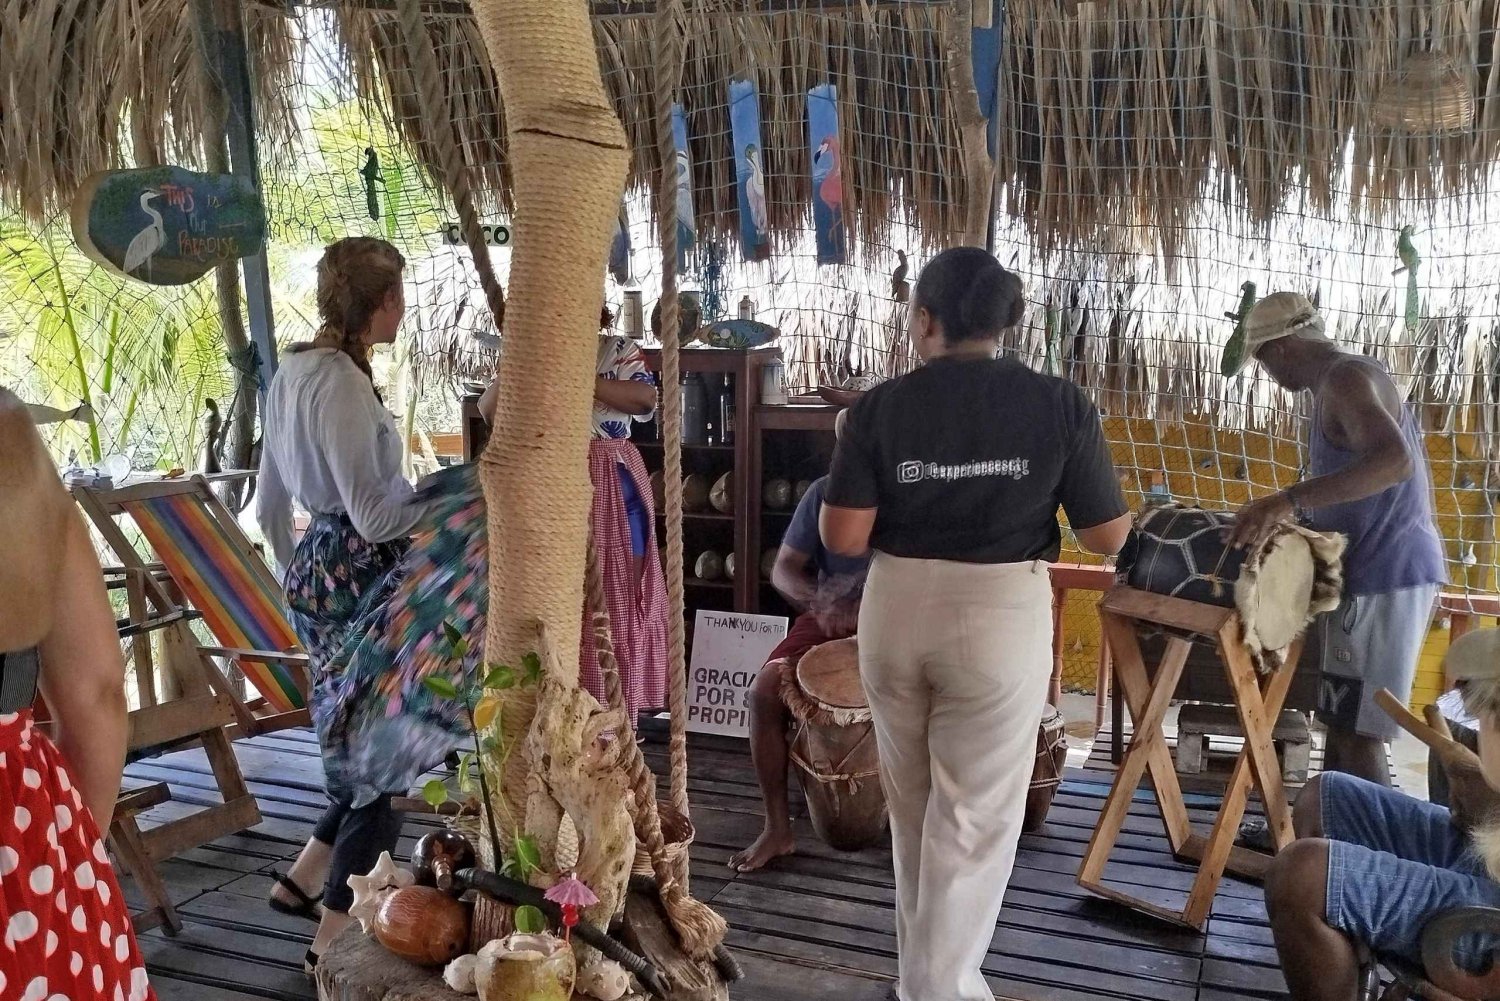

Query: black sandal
<box><xmin>303</xmin><ymin>949</ymin><xmax>320</xmax><ymax>977</ymax></box>
<box><xmin>269</xmin><ymin>873</ymin><xmax>323</xmax><ymax>923</ymax></box>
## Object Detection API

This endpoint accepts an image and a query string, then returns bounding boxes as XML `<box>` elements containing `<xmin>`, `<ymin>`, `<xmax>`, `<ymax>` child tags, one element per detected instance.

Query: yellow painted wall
<box><xmin>1058</xmin><ymin>416</ymin><xmax>1498</xmax><ymax>710</ymax></box>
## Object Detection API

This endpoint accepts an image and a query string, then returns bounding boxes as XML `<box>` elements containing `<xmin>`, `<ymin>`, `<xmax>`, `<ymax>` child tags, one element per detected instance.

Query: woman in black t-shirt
<box><xmin>820</xmin><ymin>247</ymin><xmax>1131</xmax><ymax>1001</ymax></box>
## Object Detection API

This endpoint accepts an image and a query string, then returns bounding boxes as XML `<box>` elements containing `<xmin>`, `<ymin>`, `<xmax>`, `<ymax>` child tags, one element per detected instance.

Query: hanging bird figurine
<box><xmin>361</xmin><ymin>147</ymin><xmax>384</xmax><ymax>223</ymax></box>
<box><xmin>891</xmin><ymin>250</ymin><xmax>910</xmax><ymax>303</ymax></box>
<box><xmin>1218</xmin><ymin>280</ymin><xmax>1259</xmax><ymax>378</ymax></box>
<box><xmin>1393</xmin><ymin>225</ymin><xmax>1421</xmax><ymax>333</ymax></box>
<box><xmin>202</xmin><ymin>398</ymin><xmax>223</xmax><ymax>475</ymax></box>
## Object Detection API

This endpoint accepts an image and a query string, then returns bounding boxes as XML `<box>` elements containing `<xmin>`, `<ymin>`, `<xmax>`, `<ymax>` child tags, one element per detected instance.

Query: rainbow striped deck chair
<box><xmin>73</xmin><ymin>474</ymin><xmax>310</xmax><ymax>736</ymax></box>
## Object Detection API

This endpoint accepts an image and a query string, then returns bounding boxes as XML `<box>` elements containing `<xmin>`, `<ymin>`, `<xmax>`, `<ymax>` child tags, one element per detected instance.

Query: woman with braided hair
<box><xmin>256</xmin><ymin>236</ymin><xmax>427</xmax><ymax>971</ymax></box>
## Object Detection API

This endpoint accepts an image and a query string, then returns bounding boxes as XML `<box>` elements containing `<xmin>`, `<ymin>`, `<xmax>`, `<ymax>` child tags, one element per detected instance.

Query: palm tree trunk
<box><xmin>466</xmin><ymin>0</ymin><xmax>632</xmax><ymax>914</ymax></box>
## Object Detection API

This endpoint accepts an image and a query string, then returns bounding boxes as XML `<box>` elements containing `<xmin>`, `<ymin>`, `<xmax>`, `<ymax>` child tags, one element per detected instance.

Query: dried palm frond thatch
<box><xmin>0</xmin><ymin>0</ymin><xmax>300</xmax><ymax>223</ymax></box>
<box><xmin>319</xmin><ymin>1</ymin><xmax>971</xmax><ymax>260</ymax></box>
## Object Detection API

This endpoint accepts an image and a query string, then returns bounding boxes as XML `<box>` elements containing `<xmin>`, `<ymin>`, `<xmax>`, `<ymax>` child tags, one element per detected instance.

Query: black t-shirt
<box><xmin>824</xmin><ymin>356</ymin><xmax>1127</xmax><ymax>564</ymax></box>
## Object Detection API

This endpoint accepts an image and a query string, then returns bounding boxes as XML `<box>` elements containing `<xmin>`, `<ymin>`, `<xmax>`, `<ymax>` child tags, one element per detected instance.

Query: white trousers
<box><xmin>859</xmin><ymin>553</ymin><xmax>1054</xmax><ymax>1001</ymax></box>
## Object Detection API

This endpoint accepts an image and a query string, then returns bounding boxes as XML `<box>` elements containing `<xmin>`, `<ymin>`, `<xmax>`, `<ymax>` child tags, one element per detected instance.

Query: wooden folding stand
<box><xmin>1077</xmin><ymin>586</ymin><xmax>1303</xmax><ymax>931</ymax></box>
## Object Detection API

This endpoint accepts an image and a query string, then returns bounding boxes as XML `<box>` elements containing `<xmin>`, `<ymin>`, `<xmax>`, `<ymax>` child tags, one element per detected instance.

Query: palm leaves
<box><xmin>0</xmin><ymin>217</ymin><xmax>231</xmax><ymax>468</ymax></box>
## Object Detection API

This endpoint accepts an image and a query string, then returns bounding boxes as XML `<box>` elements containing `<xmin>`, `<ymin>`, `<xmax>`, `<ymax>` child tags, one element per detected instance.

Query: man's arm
<box><xmin>1229</xmin><ymin>363</ymin><xmax>1415</xmax><ymax>550</ymax></box>
<box><xmin>769</xmin><ymin>546</ymin><xmax>818</xmax><ymax>610</ymax></box>
<box><xmin>1290</xmin><ymin>363</ymin><xmax>1415</xmax><ymax>509</ymax></box>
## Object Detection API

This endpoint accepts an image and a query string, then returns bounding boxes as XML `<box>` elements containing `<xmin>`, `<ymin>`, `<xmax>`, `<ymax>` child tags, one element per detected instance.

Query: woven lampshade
<box><xmin>1372</xmin><ymin>51</ymin><xmax>1476</xmax><ymax>133</ymax></box>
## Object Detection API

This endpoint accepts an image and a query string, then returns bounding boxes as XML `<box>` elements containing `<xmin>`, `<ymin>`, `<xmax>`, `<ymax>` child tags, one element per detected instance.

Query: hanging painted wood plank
<box><xmin>729</xmin><ymin>79</ymin><xmax>771</xmax><ymax>263</ymax></box>
<box><xmin>70</xmin><ymin>166</ymin><xmax>266</xmax><ymax>286</ymax></box>
<box><xmin>608</xmin><ymin>201</ymin><xmax>632</xmax><ymax>284</ymax></box>
<box><xmin>671</xmin><ymin>104</ymin><xmax>698</xmax><ymax>275</ymax></box>
<box><xmin>807</xmin><ymin>85</ymin><xmax>847</xmax><ymax>266</ymax></box>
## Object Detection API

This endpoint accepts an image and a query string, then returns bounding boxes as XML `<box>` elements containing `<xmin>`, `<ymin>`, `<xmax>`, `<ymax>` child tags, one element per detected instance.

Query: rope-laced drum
<box><xmin>1024</xmin><ymin>705</ymin><xmax>1068</xmax><ymax>832</ymax></box>
<box><xmin>778</xmin><ymin>637</ymin><xmax>888</xmax><ymax>851</ymax></box>
<box><xmin>1117</xmin><ymin>503</ymin><xmax>1346</xmax><ymax>672</ymax></box>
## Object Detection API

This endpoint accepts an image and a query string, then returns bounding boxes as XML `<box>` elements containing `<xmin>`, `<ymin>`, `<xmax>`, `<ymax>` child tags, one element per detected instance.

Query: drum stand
<box><xmin>1077</xmin><ymin>586</ymin><xmax>1300</xmax><ymax>931</ymax></box>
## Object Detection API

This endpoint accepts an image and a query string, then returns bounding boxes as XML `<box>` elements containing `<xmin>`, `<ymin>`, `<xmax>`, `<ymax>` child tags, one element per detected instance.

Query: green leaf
<box><xmin>421</xmin><ymin>778</ymin><xmax>449</xmax><ymax>808</ymax></box>
<box><xmin>514</xmin><ymin>835</ymin><xmax>542</xmax><ymax>875</ymax></box>
<box><xmin>423</xmin><ymin>676</ymin><xmax>460</xmax><ymax>700</ymax></box>
<box><xmin>442</xmin><ymin>621</ymin><xmax>469</xmax><ymax>659</ymax></box>
<box><xmin>522</xmin><ymin>652</ymin><xmax>543</xmax><ymax>686</ymax></box>
<box><xmin>482</xmin><ymin>735</ymin><xmax>500</xmax><ymax>754</ymax></box>
<box><xmin>484</xmin><ymin>665</ymin><xmax>516</xmax><ymax>690</ymax></box>
<box><xmin>514</xmin><ymin>905</ymin><xmax>547</xmax><ymax>935</ymax></box>
<box><xmin>456</xmin><ymin>754</ymin><xmax>473</xmax><ymax>793</ymax></box>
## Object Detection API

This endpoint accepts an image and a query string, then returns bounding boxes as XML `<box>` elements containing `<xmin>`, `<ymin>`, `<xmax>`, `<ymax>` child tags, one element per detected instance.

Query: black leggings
<box><xmin>310</xmin><ymin>792</ymin><xmax>403</xmax><ymax>913</ymax></box>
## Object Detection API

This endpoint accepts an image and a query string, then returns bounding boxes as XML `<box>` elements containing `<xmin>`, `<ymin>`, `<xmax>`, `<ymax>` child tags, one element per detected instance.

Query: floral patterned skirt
<box><xmin>282</xmin><ymin>512</ymin><xmax>409</xmax><ymax>798</ymax></box>
<box><xmin>312</xmin><ymin>464</ymin><xmax>488</xmax><ymax>808</ymax></box>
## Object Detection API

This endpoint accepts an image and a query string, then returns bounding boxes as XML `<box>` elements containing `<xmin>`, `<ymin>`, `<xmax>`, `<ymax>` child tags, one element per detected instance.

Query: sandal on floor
<box><xmin>269</xmin><ymin>873</ymin><xmax>323</xmax><ymax>923</ymax></box>
<box><xmin>304</xmin><ymin>949</ymin><xmax>320</xmax><ymax>977</ymax></box>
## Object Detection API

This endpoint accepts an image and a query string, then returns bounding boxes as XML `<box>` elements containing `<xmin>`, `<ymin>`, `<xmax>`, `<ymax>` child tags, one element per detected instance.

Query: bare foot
<box><xmin>728</xmin><ymin>827</ymin><xmax>795</xmax><ymax>872</ymax></box>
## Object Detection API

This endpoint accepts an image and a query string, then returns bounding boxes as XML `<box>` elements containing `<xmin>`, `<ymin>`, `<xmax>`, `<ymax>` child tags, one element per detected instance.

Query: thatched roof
<box><xmin>318</xmin><ymin>0</ymin><xmax>973</xmax><ymax>258</ymax></box>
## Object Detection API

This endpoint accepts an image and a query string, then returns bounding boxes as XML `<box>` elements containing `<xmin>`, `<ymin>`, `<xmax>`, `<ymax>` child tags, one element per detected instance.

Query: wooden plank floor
<box><xmin>122</xmin><ymin>726</ymin><xmax>1288</xmax><ymax>1001</ymax></box>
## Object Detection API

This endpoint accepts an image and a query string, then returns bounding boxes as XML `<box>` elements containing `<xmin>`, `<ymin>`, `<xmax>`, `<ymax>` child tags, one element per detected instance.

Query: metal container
<box><xmin>761</xmin><ymin>357</ymin><xmax>788</xmax><ymax>406</ymax></box>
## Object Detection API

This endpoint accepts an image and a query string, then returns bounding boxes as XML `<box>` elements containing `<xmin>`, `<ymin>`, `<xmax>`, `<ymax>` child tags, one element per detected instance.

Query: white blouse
<box><xmin>593</xmin><ymin>335</ymin><xmax>656</xmax><ymax>440</ymax></box>
<box><xmin>255</xmin><ymin>348</ymin><xmax>419</xmax><ymax>572</ymax></box>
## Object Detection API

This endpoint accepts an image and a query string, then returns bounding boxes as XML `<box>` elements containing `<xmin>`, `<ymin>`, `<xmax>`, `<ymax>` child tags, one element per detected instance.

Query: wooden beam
<box><xmin>257</xmin><ymin>0</ymin><xmax>938</xmax><ymax>18</ymax></box>
<box><xmin>193</xmin><ymin>0</ymin><xmax>279</xmax><ymax>391</ymax></box>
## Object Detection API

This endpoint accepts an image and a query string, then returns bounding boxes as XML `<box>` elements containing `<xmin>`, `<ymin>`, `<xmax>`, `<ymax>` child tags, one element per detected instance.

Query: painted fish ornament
<box><xmin>361</xmin><ymin>148</ymin><xmax>384</xmax><ymax>222</ymax></box>
<box><xmin>24</xmin><ymin>401</ymin><xmax>93</xmax><ymax>426</ymax></box>
<box><xmin>697</xmin><ymin>318</ymin><xmax>779</xmax><ymax>349</ymax></box>
<box><xmin>607</xmin><ymin>203</ymin><xmax>631</xmax><ymax>285</ymax></box>
<box><xmin>1218</xmin><ymin>281</ymin><xmax>1259</xmax><ymax>378</ymax></box>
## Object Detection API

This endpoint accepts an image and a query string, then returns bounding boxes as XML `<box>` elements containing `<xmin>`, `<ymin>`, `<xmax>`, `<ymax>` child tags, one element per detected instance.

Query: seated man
<box><xmin>1265</xmin><ymin>627</ymin><xmax>1500</xmax><ymax>1001</ymax></box>
<box><xmin>729</xmin><ymin>409</ymin><xmax>870</xmax><ymax>873</ymax></box>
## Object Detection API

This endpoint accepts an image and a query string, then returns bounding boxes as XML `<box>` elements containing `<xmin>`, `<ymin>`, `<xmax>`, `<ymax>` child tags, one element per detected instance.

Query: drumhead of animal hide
<box><xmin>796</xmin><ymin>637</ymin><xmax>865</xmax><ymax>712</ymax></box>
<box><xmin>1235</xmin><ymin>532</ymin><xmax>1317</xmax><ymax>656</ymax></box>
<box><xmin>1039</xmin><ymin>705</ymin><xmax>1065</xmax><ymax>734</ymax></box>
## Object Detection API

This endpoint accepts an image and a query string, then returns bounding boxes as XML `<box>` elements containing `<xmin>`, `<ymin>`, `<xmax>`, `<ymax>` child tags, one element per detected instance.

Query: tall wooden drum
<box><xmin>780</xmin><ymin>637</ymin><xmax>888</xmax><ymax>851</ymax></box>
<box><xmin>1024</xmin><ymin>706</ymin><xmax>1067</xmax><ymax>832</ymax></box>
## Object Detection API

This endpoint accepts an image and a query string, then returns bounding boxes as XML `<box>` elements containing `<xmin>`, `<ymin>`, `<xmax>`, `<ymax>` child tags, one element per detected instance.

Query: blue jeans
<box><xmin>1323</xmin><ymin>772</ymin><xmax>1500</xmax><ymax>969</ymax></box>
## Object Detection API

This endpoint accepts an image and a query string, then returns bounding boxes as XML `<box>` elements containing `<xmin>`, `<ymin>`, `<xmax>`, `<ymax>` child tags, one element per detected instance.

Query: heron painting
<box><xmin>671</xmin><ymin>104</ymin><xmax>697</xmax><ymax>274</ymax></box>
<box><xmin>808</xmin><ymin>84</ymin><xmax>846</xmax><ymax>265</ymax></box>
<box><xmin>729</xmin><ymin>78</ymin><xmax>770</xmax><ymax>262</ymax></box>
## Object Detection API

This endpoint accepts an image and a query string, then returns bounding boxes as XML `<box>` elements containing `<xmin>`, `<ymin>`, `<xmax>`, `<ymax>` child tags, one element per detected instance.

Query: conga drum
<box><xmin>1023</xmin><ymin>706</ymin><xmax>1067</xmax><ymax>832</ymax></box>
<box><xmin>779</xmin><ymin>637</ymin><xmax>888</xmax><ymax>851</ymax></box>
<box><xmin>1116</xmin><ymin>504</ymin><xmax>1346</xmax><ymax>672</ymax></box>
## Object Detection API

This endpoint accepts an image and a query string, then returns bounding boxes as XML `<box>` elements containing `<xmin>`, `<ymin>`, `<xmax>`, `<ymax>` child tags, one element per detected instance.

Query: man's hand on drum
<box><xmin>811</xmin><ymin>577</ymin><xmax>861</xmax><ymax>638</ymax></box>
<box><xmin>1226</xmin><ymin>491</ymin><xmax>1295</xmax><ymax>552</ymax></box>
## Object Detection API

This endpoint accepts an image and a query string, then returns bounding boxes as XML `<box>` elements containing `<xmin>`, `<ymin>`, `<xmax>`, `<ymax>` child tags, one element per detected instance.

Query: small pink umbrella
<box><xmin>545</xmin><ymin>873</ymin><xmax>598</xmax><ymax>942</ymax></box>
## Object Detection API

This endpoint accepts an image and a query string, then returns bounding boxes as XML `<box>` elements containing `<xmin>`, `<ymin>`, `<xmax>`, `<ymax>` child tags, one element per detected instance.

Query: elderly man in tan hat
<box><xmin>1263</xmin><ymin>628</ymin><xmax>1500</xmax><ymax>1001</ymax></box>
<box><xmin>1228</xmin><ymin>291</ymin><xmax>1446</xmax><ymax>785</ymax></box>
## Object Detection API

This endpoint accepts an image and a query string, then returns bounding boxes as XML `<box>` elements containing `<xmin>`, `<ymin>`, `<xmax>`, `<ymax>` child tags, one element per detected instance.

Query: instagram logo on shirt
<box><xmin>897</xmin><ymin>461</ymin><xmax>924</xmax><ymax>484</ymax></box>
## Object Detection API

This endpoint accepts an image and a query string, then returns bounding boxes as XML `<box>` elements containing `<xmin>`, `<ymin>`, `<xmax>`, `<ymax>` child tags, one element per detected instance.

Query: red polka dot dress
<box><xmin>1</xmin><ymin>709</ymin><xmax>158</xmax><ymax>1001</ymax></box>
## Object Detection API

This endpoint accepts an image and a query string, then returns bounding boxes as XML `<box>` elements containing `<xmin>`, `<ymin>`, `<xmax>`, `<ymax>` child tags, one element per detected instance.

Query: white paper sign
<box><xmin>685</xmin><ymin>609</ymin><xmax>789</xmax><ymax>738</ymax></box>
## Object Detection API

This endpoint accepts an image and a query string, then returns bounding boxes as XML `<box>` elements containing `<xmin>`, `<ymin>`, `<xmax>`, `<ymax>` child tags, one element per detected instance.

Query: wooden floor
<box><xmin>123</xmin><ymin>726</ymin><xmax>1289</xmax><ymax>1001</ymax></box>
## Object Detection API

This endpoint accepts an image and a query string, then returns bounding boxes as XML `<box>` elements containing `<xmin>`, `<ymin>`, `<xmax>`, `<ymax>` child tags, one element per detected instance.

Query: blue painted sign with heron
<box><xmin>69</xmin><ymin>166</ymin><xmax>266</xmax><ymax>286</ymax></box>
<box><xmin>729</xmin><ymin>79</ymin><xmax>770</xmax><ymax>262</ymax></box>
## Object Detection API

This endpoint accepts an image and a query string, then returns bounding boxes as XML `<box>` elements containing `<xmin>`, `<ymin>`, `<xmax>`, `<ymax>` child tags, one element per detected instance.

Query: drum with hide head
<box><xmin>780</xmin><ymin>637</ymin><xmax>888</xmax><ymax>851</ymax></box>
<box><xmin>1024</xmin><ymin>706</ymin><xmax>1067</xmax><ymax>833</ymax></box>
<box><xmin>1117</xmin><ymin>504</ymin><xmax>1345</xmax><ymax>672</ymax></box>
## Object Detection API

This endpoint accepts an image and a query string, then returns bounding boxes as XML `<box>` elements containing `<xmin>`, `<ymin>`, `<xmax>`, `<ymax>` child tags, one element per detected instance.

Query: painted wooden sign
<box><xmin>729</xmin><ymin>79</ymin><xmax>770</xmax><ymax>262</ymax></box>
<box><xmin>808</xmin><ymin>85</ymin><xmax>847</xmax><ymax>265</ymax></box>
<box><xmin>70</xmin><ymin>167</ymin><xmax>266</xmax><ymax>286</ymax></box>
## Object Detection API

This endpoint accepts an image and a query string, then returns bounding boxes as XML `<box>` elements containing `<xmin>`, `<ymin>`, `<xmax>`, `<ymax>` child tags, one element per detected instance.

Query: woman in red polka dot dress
<box><xmin>1</xmin><ymin>389</ymin><xmax>156</xmax><ymax>1001</ymax></box>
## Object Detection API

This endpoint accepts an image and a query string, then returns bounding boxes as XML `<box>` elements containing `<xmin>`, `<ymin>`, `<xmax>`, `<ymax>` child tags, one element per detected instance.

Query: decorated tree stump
<box><xmin>315</xmin><ymin>926</ymin><xmax>470</xmax><ymax>1001</ymax></box>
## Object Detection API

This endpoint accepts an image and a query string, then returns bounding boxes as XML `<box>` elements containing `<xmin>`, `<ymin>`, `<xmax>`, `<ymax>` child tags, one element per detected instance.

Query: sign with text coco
<box><xmin>70</xmin><ymin>167</ymin><xmax>266</xmax><ymax>286</ymax></box>
<box><xmin>685</xmin><ymin>610</ymin><xmax>788</xmax><ymax>738</ymax></box>
<box><xmin>442</xmin><ymin>222</ymin><xmax>513</xmax><ymax>247</ymax></box>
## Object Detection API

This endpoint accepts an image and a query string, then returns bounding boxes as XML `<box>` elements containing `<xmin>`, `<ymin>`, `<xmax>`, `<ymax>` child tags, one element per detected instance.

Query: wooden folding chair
<box><xmin>31</xmin><ymin>609</ymin><xmax>261</xmax><ymax>936</ymax></box>
<box><xmin>1077</xmin><ymin>585</ymin><xmax>1302</xmax><ymax>930</ymax></box>
<box><xmin>72</xmin><ymin>473</ymin><xmax>310</xmax><ymax>736</ymax></box>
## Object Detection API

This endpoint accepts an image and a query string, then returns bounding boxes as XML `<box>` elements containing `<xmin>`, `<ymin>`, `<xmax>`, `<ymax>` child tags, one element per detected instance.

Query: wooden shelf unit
<box><xmin>751</xmin><ymin>401</ymin><xmax>843</xmax><ymax>618</ymax></box>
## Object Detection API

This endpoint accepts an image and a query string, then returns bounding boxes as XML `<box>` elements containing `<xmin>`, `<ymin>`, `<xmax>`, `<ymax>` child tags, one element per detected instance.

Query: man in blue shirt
<box><xmin>729</xmin><ymin>411</ymin><xmax>871</xmax><ymax>872</ymax></box>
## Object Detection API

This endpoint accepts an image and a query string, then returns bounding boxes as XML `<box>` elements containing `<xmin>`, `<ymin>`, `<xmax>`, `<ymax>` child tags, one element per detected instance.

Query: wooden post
<box><xmin>191</xmin><ymin>0</ymin><xmax>278</xmax><ymax>395</ymax></box>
